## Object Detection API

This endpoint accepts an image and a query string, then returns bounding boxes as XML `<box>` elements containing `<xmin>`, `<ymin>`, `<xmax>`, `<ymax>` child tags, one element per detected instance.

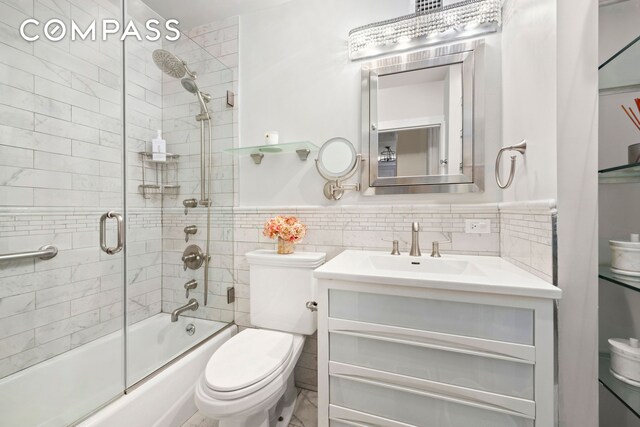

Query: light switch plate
<box><xmin>465</xmin><ymin>219</ymin><xmax>491</xmax><ymax>234</ymax></box>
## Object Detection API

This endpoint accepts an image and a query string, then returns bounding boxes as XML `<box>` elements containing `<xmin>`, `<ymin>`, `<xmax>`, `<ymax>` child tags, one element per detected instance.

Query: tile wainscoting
<box><xmin>499</xmin><ymin>199</ymin><xmax>556</xmax><ymax>284</ymax></box>
<box><xmin>231</xmin><ymin>201</ymin><xmax>556</xmax><ymax>390</ymax></box>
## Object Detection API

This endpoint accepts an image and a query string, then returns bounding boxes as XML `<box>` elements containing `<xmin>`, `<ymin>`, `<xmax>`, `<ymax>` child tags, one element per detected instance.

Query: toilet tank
<box><xmin>246</xmin><ymin>250</ymin><xmax>326</xmax><ymax>335</ymax></box>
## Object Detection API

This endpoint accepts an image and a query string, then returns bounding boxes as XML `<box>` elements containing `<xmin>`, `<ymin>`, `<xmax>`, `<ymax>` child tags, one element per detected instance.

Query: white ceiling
<box><xmin>141</xmin><ymin>0</ymin><xmax>294</xmax><ymax>30</ymax></box>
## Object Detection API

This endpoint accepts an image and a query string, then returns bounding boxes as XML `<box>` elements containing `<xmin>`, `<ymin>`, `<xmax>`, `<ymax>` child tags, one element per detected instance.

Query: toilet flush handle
<box><xmin>306</xmin><ymin>301</ymin><xmax>318</xmax><ymax>312</ymax></box>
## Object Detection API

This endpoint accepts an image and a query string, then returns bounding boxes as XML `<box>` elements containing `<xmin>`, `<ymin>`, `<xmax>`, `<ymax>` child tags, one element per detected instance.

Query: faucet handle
<box><xmin>431</xmin><ymin>241</ymin><xmax>442</xmax><ymax>258</ymax></box>
<box><xmin>412</xmin><ymin>221</ymin><xmax>420</xmax><ymax>232</ymax></box>
<box><xmin>391</xmin><ymin>240</ymin><xmax>400</xmax><ymax>255</ymax></box>
<box><xmin>183</xmin><ymin>198</ymin><xmax>198</xmax><ymax>215</ymax></box>
<box><xmin>184</xmin><ymin>279</ymin><xmax>198</xmax><ymax>298</ymax></box>
<box><xmin>381</xmin><ymin>238</ymin><xmax>404</xmax><ymax>255</ymax></box>
<box><xmin>184</xmin><ymin>225</ymin><xmax>198</xmax><ymax>242</ymax></box>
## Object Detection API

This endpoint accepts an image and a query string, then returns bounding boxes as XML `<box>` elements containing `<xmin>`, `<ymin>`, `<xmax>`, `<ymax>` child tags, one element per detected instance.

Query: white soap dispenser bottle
<box><xmin>151</xmin><ymin>130</ymin><xmax>166</xmax><ymax>161</ymax></box>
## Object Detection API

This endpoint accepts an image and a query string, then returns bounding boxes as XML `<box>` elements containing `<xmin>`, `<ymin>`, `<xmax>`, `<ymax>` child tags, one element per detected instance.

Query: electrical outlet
<box><xmin>465</xmin><ymin>219</ymin><xmax>491</xmax><ymax>234</ymax></box>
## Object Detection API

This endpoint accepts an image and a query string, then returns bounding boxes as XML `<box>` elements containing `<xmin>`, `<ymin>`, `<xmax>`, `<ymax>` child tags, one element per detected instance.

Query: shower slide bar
<box><xmin>0</xmin><ymin>245</ymin><xmax>58</xmax><ymax>263</ymax></box>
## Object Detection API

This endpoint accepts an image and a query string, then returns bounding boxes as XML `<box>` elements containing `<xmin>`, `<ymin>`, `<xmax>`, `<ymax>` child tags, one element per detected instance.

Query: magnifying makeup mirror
<box><xmin>315</xmin><ymin>137</ymin><xmax>361</xmax><ymax>200</ymax></box>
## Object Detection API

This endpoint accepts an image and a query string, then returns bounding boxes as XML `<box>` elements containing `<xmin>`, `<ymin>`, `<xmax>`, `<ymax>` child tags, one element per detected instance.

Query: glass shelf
<box><xmin>225</xmin><ymin>141</ymin><xmax>319</xmax><ymax>164</ymax></box>
<box><xmin>599</xmin><ymin>265</ymin><xmax>640</xmax><ymax>292</ymax></box>
<box><xmin>600</xmin><ymin>353</ymin><xmax>640</xmax><ymax>418</ymax></box>
<box><xmin>599</xmin><ymin>162</ymin><xmax>640</xmax><ymax>183</ymax></box>
<box><xmin>600</xmin><ymin>35</ymin><xmax>640</xmax><ymax>94</ymax></box>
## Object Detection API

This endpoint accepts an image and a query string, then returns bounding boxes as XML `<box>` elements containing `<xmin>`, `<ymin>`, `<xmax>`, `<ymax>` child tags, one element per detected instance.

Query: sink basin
<box><xmin>369</xmin><ymin>255</ymin><xmax>484</xmax><ymax>276</ymax></box>
<box><xmin>313</xmin><ymin>250</ymin><xmax>561</xmax><ymax>299</ymax></box>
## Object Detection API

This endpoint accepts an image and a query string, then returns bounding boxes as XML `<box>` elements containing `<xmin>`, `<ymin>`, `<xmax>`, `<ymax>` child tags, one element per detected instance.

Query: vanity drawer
<box><xmin>329</xmin><ymin>376</ymin><xmax>534</xmax><ymax>427</ymax></box>
<box><xmin>329</xmin><ymin>332</ymin><xmax>534</xmax><ymax>399</ymax></box>
<box><xmin>329</xmin><ymin>290</ymin><xmax>534</xmax><ymax>345</ymax></box>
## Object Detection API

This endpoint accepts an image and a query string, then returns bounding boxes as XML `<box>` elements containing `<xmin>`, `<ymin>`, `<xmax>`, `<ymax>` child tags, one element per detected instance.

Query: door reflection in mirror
<box><xmin>377</xmin><ymin>63</ymin><xmax>463</xmax><ymax>179</ymax></box>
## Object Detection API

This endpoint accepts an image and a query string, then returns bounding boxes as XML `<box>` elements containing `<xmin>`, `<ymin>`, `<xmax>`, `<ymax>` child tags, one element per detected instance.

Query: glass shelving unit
<box><xmin>599</xmin><ymin>163</ymin><xmax>640</xmax><ymax>183</ymax></box>
<box><xmin>599</xmin><ymin>353</ymin><xmax>640</xmax><ymax>417</ymax></box>
<box><xmin>600</xmin><ymin>35</ymin><xmax>640</xmax><ymax>94</ymax></box>
<box><xmin>225</xmin><ymin>141</ymin><xmax>319</xmax><ymax>164</ymax></box>
<box><xmin>598</xmin><ymin>30</ymin><xmax>640</xmax><ymax>420</ymax></box>
<box><xmin>599</xmin><ymin>265</ymin><xmax>640</xmax><ymax>292</ymax></box>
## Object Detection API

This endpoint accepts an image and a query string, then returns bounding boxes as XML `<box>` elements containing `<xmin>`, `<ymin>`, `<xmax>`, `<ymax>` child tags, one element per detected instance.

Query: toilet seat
<box><xmin>203</xmin><ymin>329</ymin><xmax>294</xmax><ymax>400</ymax></box>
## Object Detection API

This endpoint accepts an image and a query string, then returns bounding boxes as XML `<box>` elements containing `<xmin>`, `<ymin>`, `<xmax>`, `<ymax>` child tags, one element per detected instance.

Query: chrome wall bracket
<box><xmin>296</xmin><ymin>149</ymin><xmax>311</xmax><ymax>161</ymax></box>
<box><xmin>250</xmin><ymin>153</ymin><xmax>264</xmax><ymax>164</ymax></box>
<box><xmin>226</xmin><ymin>287</ymin><xmax>235</xmax><ymax>304</ymax></box>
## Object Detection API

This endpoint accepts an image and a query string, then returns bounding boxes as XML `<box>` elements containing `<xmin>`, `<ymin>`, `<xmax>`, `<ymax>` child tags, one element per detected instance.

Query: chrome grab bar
<box><xmin>100</xmin><ymin>211</ymin><xmax>124</xmax><ymax>255</ymax></box>
<box><xmin>0</xmin><ymin>245</ymin><xmax>58</xmax><ymax>263</ymax></box>
<box><xmin>495</xmin><ymin>139</ymin><xmax>527</xmax><ymax>189</ymax></box>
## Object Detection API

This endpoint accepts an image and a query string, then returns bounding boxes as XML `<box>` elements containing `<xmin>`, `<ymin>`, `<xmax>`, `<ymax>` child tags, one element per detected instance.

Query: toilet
<box><xmin>195</xmin><ymin>250</ymin><xmax>326</xmax><ymax>427</ymax></box>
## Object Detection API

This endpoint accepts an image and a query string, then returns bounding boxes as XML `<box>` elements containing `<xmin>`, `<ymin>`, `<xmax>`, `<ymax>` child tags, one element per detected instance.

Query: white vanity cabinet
<box><xmin>314</xmin><ymin>251</ymin><xmax>561</xmax><ymax>427</ymax></box>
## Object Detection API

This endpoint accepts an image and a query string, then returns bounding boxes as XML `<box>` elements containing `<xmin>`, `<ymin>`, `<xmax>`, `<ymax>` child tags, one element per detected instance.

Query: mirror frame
<box><xmin>361</xmin><ymin>40</ymin><xmax>485</xmax><ymax>196</ymax></box>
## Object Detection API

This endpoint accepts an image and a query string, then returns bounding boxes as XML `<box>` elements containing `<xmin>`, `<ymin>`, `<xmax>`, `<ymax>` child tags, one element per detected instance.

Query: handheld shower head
<box><xmin>181</xmin><ymin>77</ymin><xmax>199</xmax><ymax>94</ymax></box>
<box><xmin>182</xmin><ymin>77</ymin><xmax>212</xmax><ymax>115</ymax></box>
<box><xmin>152</xmin><ymin>49</ymin><xmax>187</xmax><ymax>78</ymax></box>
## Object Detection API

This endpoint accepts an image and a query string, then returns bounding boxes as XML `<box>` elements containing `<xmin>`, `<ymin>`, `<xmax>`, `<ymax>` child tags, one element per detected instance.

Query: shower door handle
<box><xmin>100</xmin><ymin>211</ymin><xmax>124</xmax><ymax>255</ymax></box>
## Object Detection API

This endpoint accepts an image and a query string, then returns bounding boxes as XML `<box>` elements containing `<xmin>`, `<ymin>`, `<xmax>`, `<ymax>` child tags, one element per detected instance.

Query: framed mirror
<box><xmin>361</xmin><ymin>41</ymin><xmax>485</xmax><ymax>195</ymax></box>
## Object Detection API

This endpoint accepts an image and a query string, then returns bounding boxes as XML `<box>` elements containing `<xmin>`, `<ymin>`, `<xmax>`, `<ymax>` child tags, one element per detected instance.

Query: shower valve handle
<box><xmin>182</xmin><ymin>254</ymin><xmax>201</xmax><ymax>271</ymax></box>
<box><xmin>184</xmin><ymin>279</ymin><xmax>198</xmax><ymax>298</ymax></box>
<box><xmin>182</xmin><ymin>245</ymin><xmax>205</xmax><ymax>271</ymax></box>
<box><xmin>184</xmin><ymin>225</ymin><xmax>198</xmax><ymax>242</ymax></box>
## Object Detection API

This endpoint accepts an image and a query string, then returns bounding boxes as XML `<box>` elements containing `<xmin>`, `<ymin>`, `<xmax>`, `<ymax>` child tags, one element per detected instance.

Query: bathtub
<box><xmin>0</xmin><ymin>313</ymin><xmax>235</xmax><ymax>427</ymax></box>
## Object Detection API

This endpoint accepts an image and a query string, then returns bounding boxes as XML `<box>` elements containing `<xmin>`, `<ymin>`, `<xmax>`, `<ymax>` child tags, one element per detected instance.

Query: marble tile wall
<box><xmin>160</xmin><ymin>17</ymin><xmax>238</xmax><ymax>209</ymax></box>
<box><xmin>162</xmin><ymin>208</ymin><xmax>234</xmax><ymax>323</ymax></box>
<box><xmin>499</xmin><ymin>200</ymin><xmax>556</xmax><ymax>284</ymax></box>
<box><xmin>0</xmin><ymin>208</ymin><xmax>163</xmax><ymax>379</ymax></box>
<box><xmin>0</xmin><ymin>0</ymin><xmax>124</xmax><ymax>208</ymax></box>
<box><xmin>0</xmin><ymin>0</ymin><xmax>124</xmax><ymax>379</ymax></box>
<box><xmin>158</xmin><ymin>18</ymin><xmax>237</xmax><ymax>321</ymax></box>
<box><xmin>0</xmin><ymin>0</ymin><xmax>166</xmax><ymax>379</ymax></box>
<box><xmin>232</xmin><ymin>203</ymin><xmax>502</xmax><ymax>390</ymax></box>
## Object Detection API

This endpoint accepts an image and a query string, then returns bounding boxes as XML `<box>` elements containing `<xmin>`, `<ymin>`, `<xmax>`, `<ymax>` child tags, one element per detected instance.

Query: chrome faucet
<box><xmin>410</xmin><ymin>222</ymin><xmax>421</xmax><ymax>257</ymax></box>
<box><xmin>171</xmin><ymin>298</ymin><xmax>199</xmax><ymax>322</ymax></box>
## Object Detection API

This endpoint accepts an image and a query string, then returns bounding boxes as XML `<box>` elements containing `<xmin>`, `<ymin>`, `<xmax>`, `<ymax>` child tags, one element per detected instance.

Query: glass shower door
<box><xmin>0</xmin><ymin>0</ymin><xmax>127</xmax><ymax>425</ymax></box>
<box><xmin>124</xmin><ymin>1</ymin><xmax>236</xmax><ymax>388</ymax></box>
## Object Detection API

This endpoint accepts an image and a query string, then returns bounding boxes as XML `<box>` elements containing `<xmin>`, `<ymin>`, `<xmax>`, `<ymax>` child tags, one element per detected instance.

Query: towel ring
<box><xmin>495</xmin><ymin>139</ymin><xmax>527</xmax><ymax>189</ymax></box>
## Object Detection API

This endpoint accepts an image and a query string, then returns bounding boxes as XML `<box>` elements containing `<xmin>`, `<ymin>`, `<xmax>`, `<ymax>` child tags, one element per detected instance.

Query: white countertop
<box><xmin>313</xmin><ymin>250</ymin><xmax>562</xmax><ymax>300</ymax></box>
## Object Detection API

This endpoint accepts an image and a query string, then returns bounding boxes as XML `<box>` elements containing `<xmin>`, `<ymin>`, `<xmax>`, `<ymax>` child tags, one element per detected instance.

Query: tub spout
<box><xmin>171</xmin><ymin>299</ymin><xmax>199</xmax><ymax>322</ymax></box>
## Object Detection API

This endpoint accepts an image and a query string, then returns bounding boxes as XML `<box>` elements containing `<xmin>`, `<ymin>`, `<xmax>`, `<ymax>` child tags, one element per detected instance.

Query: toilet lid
<box><xmin>205</xmin><ymin>329</ymin><xmax>294</xmax><ymax>392</ymax></box>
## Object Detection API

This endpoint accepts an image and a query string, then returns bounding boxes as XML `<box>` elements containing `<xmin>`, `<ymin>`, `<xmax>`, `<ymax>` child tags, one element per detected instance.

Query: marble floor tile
<box><xmin>181</xmin><ymin>389</ymin><xmax>318</xmax><ymax>427</ymax></box>
<box><xmin>181</xmin><ymin>411</ymin><xmax>218</xmax><ymax>427</ymax></box>
<box><xmin>289</xmin><ymin>389</ymin><xmax>318</xmax><ymax>427</ymax></box>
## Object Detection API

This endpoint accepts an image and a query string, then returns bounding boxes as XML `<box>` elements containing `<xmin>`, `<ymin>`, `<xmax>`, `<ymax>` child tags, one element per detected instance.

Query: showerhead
<box><xmin>152</xmin><ymin>49</ymin><xmax>187</xmax><ymax>79</ymax></box>
<box><xmin>181</xmin><ymin>77</ymin><xmax>199</xmax><ymax>94</ymax></box>
<box><xmin>182</xmin><ymin>77</ymin><xmax>212</xmax><ymax>103</ymax></box>
<box><xmin>181</xmin><ymin>77</ymin><xmax>212</xmax><ymax>117</ymax></box>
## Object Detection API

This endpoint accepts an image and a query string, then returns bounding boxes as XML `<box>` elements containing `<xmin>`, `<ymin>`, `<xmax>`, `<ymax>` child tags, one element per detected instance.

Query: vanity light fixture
<box><xmin>348</xmin><ymin>0</ymin><xmax>501</xmax><ymax>60</ymax></box>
